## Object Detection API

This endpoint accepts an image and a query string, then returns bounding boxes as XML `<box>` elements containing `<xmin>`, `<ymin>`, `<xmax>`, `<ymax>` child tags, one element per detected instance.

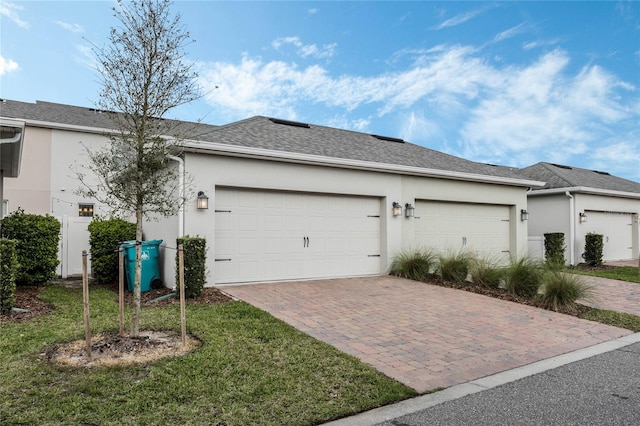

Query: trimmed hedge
<box><xmin>0</xmin><ymin>239</ymin><xmax>18</xmax><ymax>314</ymax></box>
<box><xmin>176</xmin><ymin>236</ymin><xmax>207</xmax><ymax>298</ymax></box>
<box><xmin>88</xmin><ymin>217</ymin><xmax>136</xmax><ymax>284</ymax></box>
<box><xmin>584</xmin><ymin>233</ymin><xmax>604</xmax><ymax>266</ymax></box>
<box><xmin>0</xmin><ymin>209</ymin><xmax>60</xmax><ymax>285</ymax></box>
<box><xmin>544</xmin><ymin>232</ymin><xmax>566</xmax><ymax>269</ymax></box>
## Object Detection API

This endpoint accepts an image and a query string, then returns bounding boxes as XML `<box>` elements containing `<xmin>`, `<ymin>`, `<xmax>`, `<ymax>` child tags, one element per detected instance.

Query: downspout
<box><xmin>166</xmin><ymin>155</ymin><xmax>184</xmax><ymax>238</ymax></box>
<box><xmin>565</xmin><ymin>191</ymin><xmax>575</xmax><ymax>265</ymax></box>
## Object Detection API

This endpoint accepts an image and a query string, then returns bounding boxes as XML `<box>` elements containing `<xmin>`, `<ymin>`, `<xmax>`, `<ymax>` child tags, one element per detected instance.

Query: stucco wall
<box><xmin>147</xmin><ymin>152</ymin><xmax>531</xmax><ymax>288</ymax></box>
<box><xmin>3</xmin><ymin>126</ymin><xmax>52</xmax><ymax>214</ymax></box>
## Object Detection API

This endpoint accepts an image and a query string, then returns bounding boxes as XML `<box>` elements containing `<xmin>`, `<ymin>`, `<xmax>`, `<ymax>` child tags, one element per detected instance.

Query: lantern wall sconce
<box><xmin>392</xmin><ymin>202</ymin><xmax>402</xmax><ymax>216</ymax></box>
<box><xmin>405</xmin><ymin>203</ymin><xmax>415</xmax><ymax>218</ymax></box>
<box><xmin>196</xmin><ymin>191</ymin><xmax>209</xmax><ymax>210</ymax></box>
<box><xmin>579</xmin><ymin>212</ymin><xmax>587</xmax><ymax>223</ymax></box>
<box><xmin>520</xmin><ymin>209</ymin><xmax>529</xmax><ymax>221</ymax></box>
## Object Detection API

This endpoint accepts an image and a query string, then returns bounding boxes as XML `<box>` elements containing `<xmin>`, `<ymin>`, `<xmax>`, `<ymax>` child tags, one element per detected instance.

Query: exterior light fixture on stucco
<box><xmin>520</xmin><ymin>209</ymin><xmax>529</xmax><ymax>221</ymax></box>
<box><xmin>392</xmin><ymin>202</ymin><xmax>402</xmax><ymax>217</ymax></box>
<box><xmin>196</xmin><ymin>191</ymin><xmax>209</xmax><ymax>210</ymax></box>
<box><xmin>405</xmin><ymin>203</ymin><xmax>415</xmax><ymax>218</ymax></box>
<box><xmin>579</xmin><ymin>212</ymin><xmax>587</xmax><ymax>223</ymax></box>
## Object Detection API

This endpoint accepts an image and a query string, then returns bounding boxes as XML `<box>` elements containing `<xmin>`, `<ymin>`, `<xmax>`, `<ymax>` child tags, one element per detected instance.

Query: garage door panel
<box><xmin>215</xmin><ymin>188</ymin><xmax>381</xmax><ymax>284</ymax></box>
<box><xmin>585</xmin><ymin>211</ymin><xmax>633</xmax><ymax>261</ymax></box>
<box><xmin>415</xmin><ymin>200</ymin><xmax>511</xmax><ymax>259</ymax></box>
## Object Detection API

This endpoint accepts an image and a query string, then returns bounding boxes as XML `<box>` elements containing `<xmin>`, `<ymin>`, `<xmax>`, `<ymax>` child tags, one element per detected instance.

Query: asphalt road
<box><xmin>377</xmin><ymin>342</ymin><xmax>640</xmax><ymax>426</ymax></box>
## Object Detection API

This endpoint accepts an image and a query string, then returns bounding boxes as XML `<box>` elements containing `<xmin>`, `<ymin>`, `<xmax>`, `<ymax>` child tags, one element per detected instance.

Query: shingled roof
<box><xmin>520</xmin><ymin>162</ymin><xmax>640</xmax><ymax>194</ymax></box>
<box><xmin>1</xmin><ymin>99</ymin><xmax>533</xmax><ymax>183</ymax></box>
<box><xmin>190</xmin><ymin>116</ymin><xmax>531</xmax><ymax>181</ymax></box>
<box><xmin>0</xmin><ymin>99</ymin><xmax>219</xmax><ymax>138</ymax></box>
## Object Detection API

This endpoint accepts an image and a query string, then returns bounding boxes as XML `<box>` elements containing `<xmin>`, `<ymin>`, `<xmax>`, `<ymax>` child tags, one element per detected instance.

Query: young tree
<box><xmin>77</xmin><ymin>0</ymin><xmax>199</xmax><ymax>335</ymax></box>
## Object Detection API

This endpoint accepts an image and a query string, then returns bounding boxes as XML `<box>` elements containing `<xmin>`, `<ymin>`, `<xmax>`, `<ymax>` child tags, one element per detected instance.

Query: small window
<box><xmin>78</xmin><ymin>203</ymin><xmax>94</xmax><ymax>217</ymax></box>
<box><xmin>2</xmin><ymin>200</ymin><xmax>7</xmax><ymax>217</ymax></box>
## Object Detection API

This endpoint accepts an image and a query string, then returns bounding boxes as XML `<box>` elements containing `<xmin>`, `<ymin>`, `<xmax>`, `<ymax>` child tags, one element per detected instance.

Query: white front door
<box><xmin>414</xmin><ymin>201</ymin><xmax>511</xmax><ymax>261</ymax></box>
<box><xmin>214</xmin><ymin>188</ymin><xmax>381</xmax><ymax>284</ymax></box>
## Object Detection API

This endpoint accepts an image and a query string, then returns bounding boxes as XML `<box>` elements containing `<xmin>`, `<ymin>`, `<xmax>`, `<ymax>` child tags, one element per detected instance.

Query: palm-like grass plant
<box><xmin>538</xmin><ymin>271</ymin><xmax>596</xmax><ymax>311</ymax></box>
<box><xmin>389</xmin><ymin>248</ymin><xmax>437</xmax><ymax>282</ymax></box>
<box><xmin>504</xmin><ymin>256</ymin><xmax>544</xmax><ymax>298</ymax></box>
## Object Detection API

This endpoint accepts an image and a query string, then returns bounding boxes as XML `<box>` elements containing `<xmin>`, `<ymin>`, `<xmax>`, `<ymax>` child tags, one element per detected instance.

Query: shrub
<box><xmin>470</xmin><ymin>255</ymin><xmax>505</xmax><ymax>288</ymax></box>
<box><xmin>176</xmin><ymin>236</ymin><xmax>207</xmax><ymax>298</ymax></box>
<box><xmin>584</xmin><ymin>233</ymin><xmax>604</xmax><ymax>266</ymax></box>
<box><xmin>0</xmin><ymin>239</ymin><xmax>18</xmax><ymax>314</ymax></box>
<box><xmin>504</xmin><ymin>256</ymin><xmax>544</xmax><ymax>298</ymax></box>
<box><xmin>538</xmin><ymin>271</ymin><xmax>596</xmax><ymax>311</ymax></box>
<box><xmin>0</xmin><ymin>209</ymin><xmax>60</xmax><ymax>285</ymax></box>
<box><xmin>88</xmin><ymin>217</ymin><xmax>136</xmax><ymax>284</ymax></box>
<box><xmin>438</xmin><ymin>251</ymin><xmax>471</xmax><ymax>284</ymax></box>
<box><xmin>389</xmin><ymin>248</ymin><xmax>437</xmax><ymax>281</ymax></box>
<box><xmin>544</xmin><ymin>232</ymin><xmax>566</xmax><ymax>269</ymax></box>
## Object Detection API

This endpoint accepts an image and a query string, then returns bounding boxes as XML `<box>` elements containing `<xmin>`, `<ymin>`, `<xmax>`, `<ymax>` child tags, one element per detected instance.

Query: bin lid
<box><xmin>120</xmin><ymin>239</ymin><xmax>163</xmax><ymax>248</ymax></box>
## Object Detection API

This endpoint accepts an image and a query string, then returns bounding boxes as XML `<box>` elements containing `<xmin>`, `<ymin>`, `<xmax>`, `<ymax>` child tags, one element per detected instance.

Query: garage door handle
<box><xmin>303</xmin><ymin>236</ymin><xmax>309</xmax><ymax>248</ymax></box>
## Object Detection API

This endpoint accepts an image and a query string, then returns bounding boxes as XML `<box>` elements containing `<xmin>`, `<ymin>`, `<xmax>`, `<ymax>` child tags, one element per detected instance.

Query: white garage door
<box><xmin>585</xmin><ymin>211</ymin><xmax>633</xmax><ymax>261</ymax></box>
<box><xmin>214</xmin><ymin>188</ymin><xmax>381</xmax><ymax>284</ymax></box>
<box><xmin>414</xmin><ymin>201</ymin><xmax>511</xmax><ymax>260</ymax></box>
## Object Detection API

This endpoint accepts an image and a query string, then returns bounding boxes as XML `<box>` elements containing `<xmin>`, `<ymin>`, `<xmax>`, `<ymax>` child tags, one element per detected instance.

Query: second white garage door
<box><xmin>584</xmin><ymin>211</ymin><xmax>633</xmax><ymax>261</ymax></box>
<box><xmin>214</xmin><ymin>188</ymin><xmax>382</xmax><ymax>284</ymax></box>
<box><xmin>414</xmin><ymin>200</ymin><xmax>511</xmax><ymax>260</ymax></box>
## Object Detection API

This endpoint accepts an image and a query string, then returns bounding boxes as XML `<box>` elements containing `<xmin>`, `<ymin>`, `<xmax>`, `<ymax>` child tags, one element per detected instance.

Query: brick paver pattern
<box><xmin>579</xmin><ymin>275</ymin><xmax>640</xmax><ymax>316</ymax></box>
<box><xmin>221</xmin><ymin>276</ymin><xmax>631</xmax><ymax>393</ymax></box>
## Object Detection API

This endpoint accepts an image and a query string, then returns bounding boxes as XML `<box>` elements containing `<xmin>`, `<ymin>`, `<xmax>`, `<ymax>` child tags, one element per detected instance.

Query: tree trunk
<box><xmin>132</xmin><ymin>207</ymin><xmax>143</xmax><ymax>336</ymax></box>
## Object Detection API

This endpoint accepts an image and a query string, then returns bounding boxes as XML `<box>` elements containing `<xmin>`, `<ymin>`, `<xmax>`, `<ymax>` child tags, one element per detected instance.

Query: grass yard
<box><xmin>579</xmin><ymin>308</ymin><xmax>640</xmax><ymax>332</ymax></box>
<box><xmin>0</xmin><ymin>285</ymin><xmax>415</xmax><ymax>425</ymax></box>
<box><xmin>569</xmin><ymin>266</ymin><xmax>640</xmax><ymax>284</ymax></box>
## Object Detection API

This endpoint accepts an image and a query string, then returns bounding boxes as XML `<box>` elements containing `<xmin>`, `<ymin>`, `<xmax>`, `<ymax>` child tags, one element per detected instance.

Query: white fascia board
<box><xmin>19</xmin><ymin>118</ymin><xmax>115</xmax><ymax>135</ymax></box>
<box><xmin>182</xmin><ymin>140</ymin><xmax>545</xmax><ymax>188</ymax></box>
<box><xmin>528</xmin><ymin>186</ymin><xmax>640</xmax><ymax>200</ymax></box>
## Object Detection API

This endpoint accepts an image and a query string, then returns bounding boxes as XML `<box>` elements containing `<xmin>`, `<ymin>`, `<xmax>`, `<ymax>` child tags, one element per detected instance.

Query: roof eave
<box><xmin>182</xmin><ymin>140</ymin><xmax>544</xmax><ymax>188</ymax></box>
<box><xmin>528</xmin><ymin>186</ymin><xmax>640</xmax><ymax>199</ymax></box>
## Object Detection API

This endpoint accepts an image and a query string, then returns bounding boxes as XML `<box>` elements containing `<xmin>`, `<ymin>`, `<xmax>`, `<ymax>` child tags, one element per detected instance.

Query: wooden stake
<box><xmin>82</xmin><ymin>250</ymin><xmax>92</xmax><ymax>361</ymax></box>
<box><xmin>119</xmin><ymin>247</ymin><xmax>125</xmax><ymax>336</ymax></box>
<box><xmin>178</xmin><ymin>243</ymin><xmax>187</xmax><ymax>347</ymax></box>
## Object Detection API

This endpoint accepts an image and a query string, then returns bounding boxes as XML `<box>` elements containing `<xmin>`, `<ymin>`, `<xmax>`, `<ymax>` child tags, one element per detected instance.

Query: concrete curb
<box><xmin>323</xmin><ymin>332</ymin><xmax>640</xmax><ymax>426</ymax></box>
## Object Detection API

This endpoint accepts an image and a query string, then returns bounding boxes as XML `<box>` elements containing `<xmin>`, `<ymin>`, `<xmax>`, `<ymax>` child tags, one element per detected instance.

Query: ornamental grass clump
<box><xmin>390</xmin><ymin>248</ymin><xmax>437</xmax><ymax>282</ymax></box>
<box><xmin>538</xmin><ymin>271</ymin><xmax>596</xmax><ymax>311</ymax></box>
<box><xmin>504</xmin><ymin>256</ymin><xmax>544</xmax><ymax>298</ymax></box>
<box><xmin>438</xmin><ymin>251</ymin><xmax>472</xmax><ymax>284</ymax></box>
<box><xmin>470</xmin><ymin>255</ymin><xmax>505</xmax><ymax>289</ymax></box>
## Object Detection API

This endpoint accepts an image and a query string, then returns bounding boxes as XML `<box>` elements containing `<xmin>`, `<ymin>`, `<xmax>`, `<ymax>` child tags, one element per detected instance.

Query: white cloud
<box><xmin>272</xmin><ymin>36</ymin><xmax>336</xmax><ymax>59</ymax></box>
<box><xmin>197</xmin><ymin>46</ymin><xmax>638</xmax><ymax>178</ymax></box>
<box><xmin>55</xmin><ymin>20</ymin><xmax>84</xmax><ymax>33</ymax></box>
<box><xmin>433</xmin><ymin>9</ymin><xmax>483</xmax><ymax>30</ymax></box>
<box><xmin>307</xmin><ymin>8</ymin><xmax>318</xmax><ymax>15</ymax></box>
<box><xmin>492</xmin><ymin>23</ymin><xmax>526</xmax><ymax>43</ymax></box>
<box><xmin>0</xmin><ymin>1</ymin><xmax>29</xmax><ymax>28</ymax></box>
<box><xmin>0</xmin><ymin>55</ymin><xmax>19</xmax><ymax>75</ymax></box>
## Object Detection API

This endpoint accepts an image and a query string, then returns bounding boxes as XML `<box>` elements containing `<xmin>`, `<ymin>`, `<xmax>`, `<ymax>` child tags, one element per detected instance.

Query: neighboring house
<box><xmin>521</xmin><ymin>162</ymin><xmax>640</xmax><ymax>265</ymax></box>
<box><xmin>0</xmin><ymin>115</ymin><xmax>25</xmax><ymax>219</ymax></box>
<box><xmin>1</xmin><ymin>99</ymin><xmax>543</xmax><ymax>287</ymax></box>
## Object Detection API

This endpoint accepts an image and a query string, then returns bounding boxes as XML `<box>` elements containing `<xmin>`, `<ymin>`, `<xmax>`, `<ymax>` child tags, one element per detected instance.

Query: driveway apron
<box><xmin>579</xmin><ymin>275</ymin><xmax>640</xmax><ymax>316</ymax></box>
<box><xmin>220</xmin><ymin>276</ymin><xmax>631</xmax><ymax>393</ymax></box>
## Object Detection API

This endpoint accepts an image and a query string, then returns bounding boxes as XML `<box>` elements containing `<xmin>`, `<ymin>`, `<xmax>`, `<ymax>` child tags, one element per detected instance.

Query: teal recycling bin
<box><xmin>120</xmin><ymin>240</ymin><xmax>163</xmax><ymax>292</ymax></box>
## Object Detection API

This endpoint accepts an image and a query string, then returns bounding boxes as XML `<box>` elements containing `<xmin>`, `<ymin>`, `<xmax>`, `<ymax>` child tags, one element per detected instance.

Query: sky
<box><xmin>1</xmin><ymin>1</ymin><xmax>639</xmax><ymax>182</ymax></box>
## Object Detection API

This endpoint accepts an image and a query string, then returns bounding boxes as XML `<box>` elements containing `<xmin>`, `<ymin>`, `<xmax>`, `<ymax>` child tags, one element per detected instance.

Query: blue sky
<box><xmin>1</xmin><ymin>1</ymin><xmax>639</xmax><ymax>181</ymax></box>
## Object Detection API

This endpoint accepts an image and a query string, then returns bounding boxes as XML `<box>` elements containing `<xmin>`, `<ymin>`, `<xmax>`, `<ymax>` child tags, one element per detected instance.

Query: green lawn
<box><xmin>0</xmin><ymin>285</ymin><xmax>415</xmax><ymax>425</ymax></box>
<box><xmin>568</xmin><ymin>266</ymin><xmax>640</xmax><ymax>284</ymax></box>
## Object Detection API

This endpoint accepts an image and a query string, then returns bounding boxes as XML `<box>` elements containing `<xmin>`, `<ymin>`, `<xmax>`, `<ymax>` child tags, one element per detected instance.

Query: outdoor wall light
<box><xmin>392</xmin><ymin>202</ymin><xmax>402</xmax><ymax>216</ymax></box>
<box><xmin>405</xmin><ymin>203</ymin><xmax>415</xmax><ymax>218</ymax></box>
<box><xmin>520</xmin><ymin>209</ymin><xmax>529</xmax><ymax>221</ymax></box>
<box><xmin>579</xmin><ymin>212</ymin><xmax>587</xmax><ymax>223</ymax></box>
<box><xmin>196</xmin><ymin>191</ymin><xmax>209</xmax><ymax>210</ymax></box>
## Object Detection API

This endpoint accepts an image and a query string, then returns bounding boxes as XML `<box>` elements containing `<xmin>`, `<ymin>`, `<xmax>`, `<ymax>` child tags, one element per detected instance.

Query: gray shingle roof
<box><xmin>520</xmin><ymin>162</ymin><xmax>640</xmax><ymax>194</ymax></box>
<box><xmin>194</xmin><ymin>116</ymin><xmax>529</xmax><ymax>180</ymax></box>
<box><xmin>1</xmin><ymin>99</ymin><xmax>530</xmax><ymax>182</ymax></box>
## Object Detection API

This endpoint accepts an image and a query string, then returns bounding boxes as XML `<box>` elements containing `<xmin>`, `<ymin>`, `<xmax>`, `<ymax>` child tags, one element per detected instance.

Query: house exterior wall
<box><xmin>574</xmin><ymin>193</ymin><xmax>639</xmax><ymax>262</ymax></box>
<box><xmin>147</xmin><ymin>152</ymin><xmax>530</xmax><ymax>288</ymax></box>
<box><xmin>528</xmin><ymin>192</ymin><xmax>639</xmax><ymax>264</ymax></box>
<box><xmin>3</xmin><ymin>126</ymin><xmax>52</xmax><ymax>214</ymax></box>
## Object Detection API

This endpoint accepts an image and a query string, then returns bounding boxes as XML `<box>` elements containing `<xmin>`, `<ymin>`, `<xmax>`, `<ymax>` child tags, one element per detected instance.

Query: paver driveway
<box><xmin>221</xmin><ymin>276</ymin><xmax>631</xmax><ymax>393</ymax></box>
